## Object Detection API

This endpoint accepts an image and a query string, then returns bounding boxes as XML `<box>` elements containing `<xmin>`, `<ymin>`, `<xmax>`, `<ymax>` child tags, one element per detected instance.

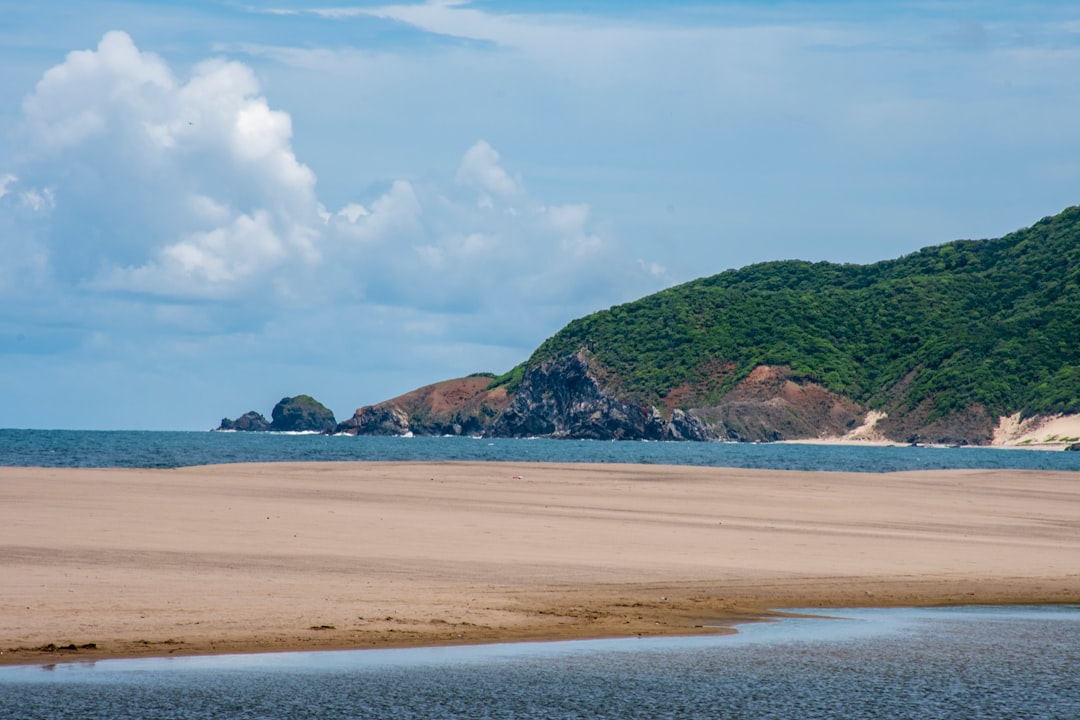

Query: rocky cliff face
<box><xmin>488</xmin><ymin>353</ymin><xmax>715</xmax><ymax>441</ymax></box>
<box><xmin>488</xmin><ymin>355</ymin><xmax>872</xmax><ymax>443</ymax></box>
<box><xmin>217</xmin><ymin>411</ymin><xmax>270</xmax><ymax>432</ymax></box>
<box><xmin>333</xmin><ymin>354</ymin><xmax>879</xmax><ymax>442</ymax></box>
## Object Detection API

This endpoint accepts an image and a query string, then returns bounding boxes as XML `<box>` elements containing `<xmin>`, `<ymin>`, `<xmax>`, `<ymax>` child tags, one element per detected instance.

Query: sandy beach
<box><xmin>2</xmin><ymin>461</ymin><xmax>1079</xmax><ymax>666</ymax></box>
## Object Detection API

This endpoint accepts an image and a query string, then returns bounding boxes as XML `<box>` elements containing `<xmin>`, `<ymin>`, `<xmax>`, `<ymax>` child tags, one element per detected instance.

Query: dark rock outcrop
<box><xmin>270</xmin><ymin>395</ymin><xmax>337</xmax><ymax>433</ymax></box>
<box><xmin>336</xmin><ymin>405</ymin><xmax>411</xmax><ymax>436</ymax></box>
<box><xmin>1067</xmin><ymin>442</ymin><xmax>1080</xmax><ymax>451</ymax></box>
<box><xmin>217</xmin><ymin>411</ymin><xmax>270</xmax><ymax>432</ymax></box>
<box><xmin>334</xmin><ymin>356</ymin><xmax>871</xmax><ymax>442</ymax></box>
<box><xmin>666</xmin><ymin>408</ymin><xmax>715</xmax><ymax>441</ymax></box>
<box><xmin>489</xmin><ymin>355</ymin><xmax>865</xmax><ymax>443</ymax></box>
<box><xmin>486</xmin><ymin>352</ymin><xmax>715</xmax><ymax>441</ymax></box>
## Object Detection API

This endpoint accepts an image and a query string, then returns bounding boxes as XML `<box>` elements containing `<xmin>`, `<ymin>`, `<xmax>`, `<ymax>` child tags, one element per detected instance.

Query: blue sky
<box><xmin>2</xmin><ymin>1</ymin><xmax>1080</xmax><ymax>430</ymax></box>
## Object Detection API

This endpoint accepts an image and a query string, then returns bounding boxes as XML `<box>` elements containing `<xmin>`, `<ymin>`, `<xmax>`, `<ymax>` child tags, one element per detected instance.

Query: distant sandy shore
<box><xmin>784</xmin><ymin>411</ymin><xmax>1080</xmax><ymax>449</ymax></box>
<box><xmin>3</xmin><ymin>461</ymin><xmax>1079</xmax><ymax>666</ymax></box>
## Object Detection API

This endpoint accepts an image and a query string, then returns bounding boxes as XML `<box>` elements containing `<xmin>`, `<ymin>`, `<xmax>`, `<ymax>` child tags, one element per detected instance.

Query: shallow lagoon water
<box><xmin>2</xmin><ymin>606</ymin><xmax>1078</xmax><ymax>719</ymax></box>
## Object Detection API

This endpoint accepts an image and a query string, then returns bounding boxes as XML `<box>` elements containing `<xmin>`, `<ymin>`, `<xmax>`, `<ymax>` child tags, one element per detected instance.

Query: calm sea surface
<box><xmin>1</xmin><ymin>606</ymin><xmax>1078</xmax><ymax>719</ymax></box>
<box><xmin>2</xmin><ymin>429</ymin><xmax>1080</xmax><ymax>472</ymax></box>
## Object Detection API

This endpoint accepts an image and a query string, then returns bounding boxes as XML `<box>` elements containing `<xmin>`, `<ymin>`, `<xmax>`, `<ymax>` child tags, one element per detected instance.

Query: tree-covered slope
<box><xmin>510</xmin><ymin>204</ymin><xmax>1080</xmax><ymax>428</ymax></box>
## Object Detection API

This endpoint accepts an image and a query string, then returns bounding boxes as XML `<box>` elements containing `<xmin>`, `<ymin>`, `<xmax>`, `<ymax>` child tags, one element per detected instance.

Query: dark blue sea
<box><xmin>2</xmin><ymin>606</ymin><xmax>1078</xmax><ymax>719</ymax></box>
<box><xmin>2</xmin><ymin>429</ymin><xmax>1080</xmax><ymax>472</ymax></box>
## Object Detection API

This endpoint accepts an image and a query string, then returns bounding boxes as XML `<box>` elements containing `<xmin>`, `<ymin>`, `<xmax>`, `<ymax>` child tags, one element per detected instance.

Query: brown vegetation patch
<box><xmin>407</xmin><ymin>377</ymin><xmax>505</xmax><ymax>415</ymax></box>
<box><xmin>877</xmin><ymin>398</ymin><xmax>995</xmax><ymax>445</ymax></box>
<box><xmin>660</xmin><ymin>359</ymin><xmax>738</xmax><ymax>411</ymax></box>
<box><xmin>695</xmin><ymin>365</ymin><xmax>863</xmax><ymax>441</ymax></box>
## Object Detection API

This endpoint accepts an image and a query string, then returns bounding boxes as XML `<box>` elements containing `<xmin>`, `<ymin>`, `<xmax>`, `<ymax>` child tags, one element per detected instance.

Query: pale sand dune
<box><xmin>993</xmin><ymin>413</ymin><xmax>1080</xmax><ymax>448</ymax></box>
<box><xmin>2</xmin><ymin>461</ymin><xmax>1079</xmax><ymax>665</ymax></box>
<box><xmin>788</xmin><ymin>411</ymin><xmax>1080</xmax><ymax>448</ymax></box>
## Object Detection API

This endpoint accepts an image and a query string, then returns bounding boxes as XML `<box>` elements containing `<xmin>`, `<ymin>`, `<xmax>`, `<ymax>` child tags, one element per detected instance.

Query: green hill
<box><xmin>491</xmin><ymin>204</ymin><xmax>1080</xmax><ymax>441</ymax></box>
<box><xmin>336</xmin><ymin>204</ymin><xmax>1079</xmax><ymax>444</ymax></box>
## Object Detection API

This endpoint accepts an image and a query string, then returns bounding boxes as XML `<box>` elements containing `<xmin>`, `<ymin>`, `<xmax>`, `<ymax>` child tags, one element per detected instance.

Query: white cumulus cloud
<box><xmin>456</xmin><ymin>140</ymin><xmax>523</xmax><ymax>205</ymax></box>
<box><xmin>4</xmin><ymin>30</ymin><xmax>665</xmax><ymax>373</ymax></box>
<box><xmin>96</xmin><ymin>210</ymin><xmax>290</xmax><ymax>297</ymax></box>
<box><xmin>332</xmin><ymin>180</ymin><xmax>423</xmax><ymax>246</ymax></box>
<box><xmin>15</xmin><ymin>31</ymin><xmax>321</xmax><ymax>298</ymax></box>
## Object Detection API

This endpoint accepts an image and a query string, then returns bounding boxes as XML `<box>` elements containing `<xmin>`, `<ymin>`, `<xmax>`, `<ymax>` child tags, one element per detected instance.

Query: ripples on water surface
<box><xmin>1</xmin><ymin>606</ymin><xmax>1078</xmax><ymax>719</ymax></box>
<box><xmin>3</xmin><ymin>429</ymin><xmax>1080</xmax><ymax>472</ymax></box>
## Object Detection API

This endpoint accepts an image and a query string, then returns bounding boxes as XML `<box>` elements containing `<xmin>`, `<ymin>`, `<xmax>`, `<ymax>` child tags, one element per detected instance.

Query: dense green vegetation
<box><xmin>497</xmin><ymin>205</ymin><xmax>1080</xmax><ymax>422</ymax></box>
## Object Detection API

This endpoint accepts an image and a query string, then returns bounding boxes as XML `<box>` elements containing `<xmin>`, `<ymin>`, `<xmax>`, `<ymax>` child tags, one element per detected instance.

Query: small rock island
<box><xmin>217</xmin><ymin>395</ymin><xmax>336</xmax><ymax>433</ymax></box>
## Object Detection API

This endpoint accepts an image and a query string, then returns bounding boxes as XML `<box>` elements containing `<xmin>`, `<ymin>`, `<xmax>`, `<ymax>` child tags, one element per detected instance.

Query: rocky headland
<box><xmin>234</xmin><ymin>204</ymin><xmax>1080</xmax><ymax>446</ymax></box>
<box><xmin>334</xmin><ymin>375</ymin><xmax>510</xmax><ymax>437</ymax></box>
<box><xmin>333</xmin><ymin>354</ymin><xmax>1035</xmax><ymax>444</ymax></box>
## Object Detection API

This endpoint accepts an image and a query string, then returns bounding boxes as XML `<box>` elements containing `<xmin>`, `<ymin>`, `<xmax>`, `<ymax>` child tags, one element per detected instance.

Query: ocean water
<box><xmin>1</xmin><ymin>606</ymin><xmax>1078</xmax><ymax>719</ymax></box>
<box><xmin>3</xmin><ymin>429</ymin><xmax>1080</xmax><ymax>472</ymax></box>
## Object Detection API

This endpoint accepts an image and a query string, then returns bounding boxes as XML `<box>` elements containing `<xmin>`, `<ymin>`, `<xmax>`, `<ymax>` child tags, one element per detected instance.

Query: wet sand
<box><xmin>2</xmin><ymin>461</ymin><xmax>1078</xmax><ymax>665</ymax></box>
